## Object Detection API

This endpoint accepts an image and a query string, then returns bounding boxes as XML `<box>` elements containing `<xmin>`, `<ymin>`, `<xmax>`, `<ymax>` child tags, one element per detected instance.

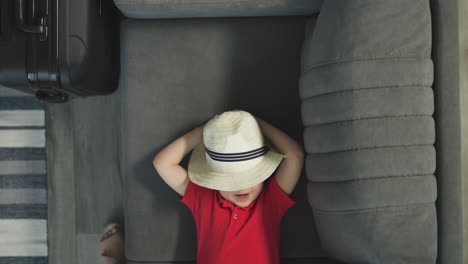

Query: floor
<box><xmin>45</xmin><ymin>85</ymin><xmax>123</xmax><ymax>264</ymax></box>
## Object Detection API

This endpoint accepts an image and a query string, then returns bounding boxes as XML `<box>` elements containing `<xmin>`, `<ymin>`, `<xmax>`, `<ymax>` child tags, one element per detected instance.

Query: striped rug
<box><xmin>0</xmin><ymin>86</ymin><xmax>48</xmax><ymax>264</ymax></box>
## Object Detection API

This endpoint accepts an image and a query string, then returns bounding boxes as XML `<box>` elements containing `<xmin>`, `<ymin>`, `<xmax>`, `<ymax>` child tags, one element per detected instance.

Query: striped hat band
<box><xmin>205</xmin><ymin>145</ymin><xmax>270</xmax><ymax>162</ymax></box>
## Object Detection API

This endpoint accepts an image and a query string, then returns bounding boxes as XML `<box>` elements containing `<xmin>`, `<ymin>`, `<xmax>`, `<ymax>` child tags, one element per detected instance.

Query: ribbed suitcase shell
<box><xmin>0</xmin><ymin>0</ymin><xmax>121</xmax><ymax>103</ymax></box>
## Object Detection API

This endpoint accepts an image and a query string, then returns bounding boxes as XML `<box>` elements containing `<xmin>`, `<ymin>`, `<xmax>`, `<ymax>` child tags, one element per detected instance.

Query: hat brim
<box><xmin>188</xmin><ymin>142</ymin><xmax>287</xmax><ymax>191</ymax></box>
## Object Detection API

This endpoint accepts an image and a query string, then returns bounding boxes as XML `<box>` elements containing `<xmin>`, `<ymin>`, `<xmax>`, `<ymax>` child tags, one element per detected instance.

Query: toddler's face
<box><xmin>219</xmin><ymin>182</ymin><xmax>264</xmax><ymax>207</ymax></box>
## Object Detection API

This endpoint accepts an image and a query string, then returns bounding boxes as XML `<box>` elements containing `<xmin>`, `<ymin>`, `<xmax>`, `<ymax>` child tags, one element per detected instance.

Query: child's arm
<box><xmin>153</xmin><ymin>125</ymin><xmax>205</xmax><ymax>196</ymax></box>
<box><xmin>255</xmin><ymin>116</ymin><xmax>305</xmax><ymax>196</ymax></box>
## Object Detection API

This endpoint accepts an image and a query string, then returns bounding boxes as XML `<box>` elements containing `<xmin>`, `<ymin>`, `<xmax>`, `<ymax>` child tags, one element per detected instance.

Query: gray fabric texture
<box><xmin>430</xmin><ymin>0</ymin><xmax>465</xmax><ymax>263</ymax></box>
<box><xmin>299</xmin><ymin>0</ymin><xmax>437</xmax><ymax>263</ymax></box>
<box><xmin>119</xmin><ymin>17</ymin><xmax>340</xmax><ymax>262</ymax></box>
<box><xmin>113</xmin><ymin>0</ymin><xmax>323</xmax><ymax>18</ymax></box>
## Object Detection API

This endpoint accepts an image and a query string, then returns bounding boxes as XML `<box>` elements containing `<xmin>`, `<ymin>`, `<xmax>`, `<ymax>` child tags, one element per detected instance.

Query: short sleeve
<box><xmin>179</xmin><ymin>179</ymin><xmax>208</xmax><ymax>214</ymax></box>
<box><xmin>265</xmin><ymin>176</ymin><xmax>297</xmax><ymax>218</ymax></box>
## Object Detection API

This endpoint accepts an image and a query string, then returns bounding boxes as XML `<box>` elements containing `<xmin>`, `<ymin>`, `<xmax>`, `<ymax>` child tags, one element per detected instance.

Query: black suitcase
<box><xmin>0</xmin><ymin>0</ymin><xmax>121</xmax><ymax>103</ymax></box>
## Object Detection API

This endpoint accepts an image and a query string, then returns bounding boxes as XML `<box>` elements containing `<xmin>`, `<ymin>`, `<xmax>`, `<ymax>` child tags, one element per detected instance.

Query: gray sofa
<box><xmin>115</xmin><ymin>0</ymin><xmax>465</xmax><ymax>263</ymax></box>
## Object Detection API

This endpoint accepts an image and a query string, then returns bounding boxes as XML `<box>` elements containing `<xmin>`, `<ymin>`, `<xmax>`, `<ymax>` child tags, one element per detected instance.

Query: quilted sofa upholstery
<box><xmin>299</xmin><ymin>1</ymin><xmax>437</xmax><ymax>263</ymax></box>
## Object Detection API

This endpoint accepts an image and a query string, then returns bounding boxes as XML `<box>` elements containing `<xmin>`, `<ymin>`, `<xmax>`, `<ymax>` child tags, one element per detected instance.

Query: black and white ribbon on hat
<box><xmin>205</xmin><ymin>145</ymin><xmax>270</xmax><ymax>162</ymax></box>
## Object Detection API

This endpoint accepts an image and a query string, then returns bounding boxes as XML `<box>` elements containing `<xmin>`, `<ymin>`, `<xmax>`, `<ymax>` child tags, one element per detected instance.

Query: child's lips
<box><xmin>235</xmin><ymin>193</ymin><xmax>249</xmax><ymax>199</ymax></box>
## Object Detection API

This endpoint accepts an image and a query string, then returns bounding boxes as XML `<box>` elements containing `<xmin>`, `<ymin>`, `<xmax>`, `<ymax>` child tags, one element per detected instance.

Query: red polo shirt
<box><xmin>179</xmin><ymin>176</ymin><xmax>297</xmax><ymax>264</ymax></box>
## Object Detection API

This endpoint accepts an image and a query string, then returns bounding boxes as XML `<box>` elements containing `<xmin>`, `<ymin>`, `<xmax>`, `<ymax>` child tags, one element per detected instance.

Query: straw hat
<box><xmin>188</xmin><ymin>110</ymin><xmax>286</xmax><ymax>191</ymax></box>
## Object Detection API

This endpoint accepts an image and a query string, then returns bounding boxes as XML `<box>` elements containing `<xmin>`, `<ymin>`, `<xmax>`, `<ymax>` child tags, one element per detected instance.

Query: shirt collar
<box><xmin>216</xmin><ymin>191</ymin><xmax>256</xmax><ymax>211</ymax></box>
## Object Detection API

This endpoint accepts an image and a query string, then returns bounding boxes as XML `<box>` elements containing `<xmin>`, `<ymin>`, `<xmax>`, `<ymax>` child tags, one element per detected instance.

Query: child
<box><xmin>153</xmin><ymin>110</ymin><xmax>304</xmax><ymax>264</ymax></box>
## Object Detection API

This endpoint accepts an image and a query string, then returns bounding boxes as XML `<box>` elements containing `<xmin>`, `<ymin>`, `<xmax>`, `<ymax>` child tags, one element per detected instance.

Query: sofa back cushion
<box><xmin>113</xmin><ymin>0</ymin><xmax>322</xmax><ymax>18</ymax></box>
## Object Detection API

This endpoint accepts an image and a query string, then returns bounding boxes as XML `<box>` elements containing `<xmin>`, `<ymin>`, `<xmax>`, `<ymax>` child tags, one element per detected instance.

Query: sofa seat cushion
<box><xmin>119</xmin><ymin>16</ymin><xmax>335</xmax><ymax>262</ymax></box>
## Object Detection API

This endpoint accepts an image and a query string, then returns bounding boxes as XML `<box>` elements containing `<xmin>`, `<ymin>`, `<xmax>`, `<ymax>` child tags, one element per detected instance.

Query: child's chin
<box><xmin>234</xmin><ymin>199</ymin><xmax>252</xmax><ymax>206</ymax></box>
